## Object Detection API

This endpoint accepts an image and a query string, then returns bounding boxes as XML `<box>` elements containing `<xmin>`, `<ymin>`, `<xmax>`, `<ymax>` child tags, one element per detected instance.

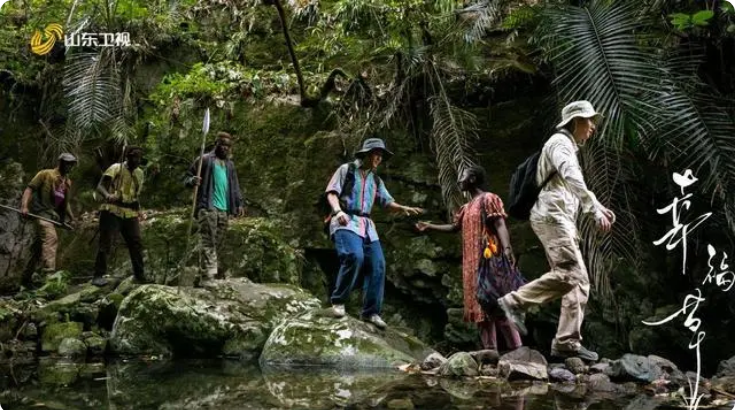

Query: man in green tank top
<box><xmin>185</xmin><ymin>132</ymin><xmax>245</xmax><ymax>285</ymax></box>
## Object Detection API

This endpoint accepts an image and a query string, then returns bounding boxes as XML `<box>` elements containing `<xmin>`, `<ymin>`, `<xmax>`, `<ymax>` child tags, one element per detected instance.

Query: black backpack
<box><xmin>507</xmin><ymin>144</ymin><xmax>558</xmax><ymax>221</ymax></box>
<box><xmin>317</xmin><ymin>163</ymin><xmax>383</xmax><ymax>236</ymax></box>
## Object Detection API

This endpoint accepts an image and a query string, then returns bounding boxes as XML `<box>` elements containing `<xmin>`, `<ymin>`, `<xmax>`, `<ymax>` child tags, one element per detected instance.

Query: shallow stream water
<box><xmin>0</xmin><ymin>359</ymin><xmax>730</xmax><ymax>410</ymax></box>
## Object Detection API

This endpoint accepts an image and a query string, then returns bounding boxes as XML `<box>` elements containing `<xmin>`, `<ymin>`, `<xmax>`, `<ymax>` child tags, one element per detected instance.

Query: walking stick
<box><xmin>171</xmin><ymin>108</ymin><xmax>210</xmax><ymax>286</ymax></box>
<box><xmin>0</xmin><ymin>204</ymin><xmax>74</xmax><ymax>230</ymax></box>
<box><xmin>187</xmin><ymin>108</ymin><xmax>210</xmax><ymax>239</ymax></box>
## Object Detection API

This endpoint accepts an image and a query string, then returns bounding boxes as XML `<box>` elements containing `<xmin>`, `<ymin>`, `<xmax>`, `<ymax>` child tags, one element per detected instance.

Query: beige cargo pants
<box><xmin>197</xmin><ymin>208</ymin><xmax>229</xmax><ymax>279</ymax></box>
<box><xmin>499</xmin><ymin>220</ymin><xmax>590</xmax><ymax>351</ymax></box>
<box><xmin>37</xmin><ymin>219</ymin><xmax>58</xmax><ymax>272</ymax></box>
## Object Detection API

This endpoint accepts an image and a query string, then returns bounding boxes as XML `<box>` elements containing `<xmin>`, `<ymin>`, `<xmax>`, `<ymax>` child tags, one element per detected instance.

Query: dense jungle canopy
<box><xmin>1</xmin><ymin>0</ymin><xmax>735</xmax><ymax>374</ymax></box>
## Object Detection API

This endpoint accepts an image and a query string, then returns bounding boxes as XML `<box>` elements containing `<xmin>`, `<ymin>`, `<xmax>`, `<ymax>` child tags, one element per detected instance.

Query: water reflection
<box><xmin>260</xmin><ymin>365</ymin><xmax>407</xmax><ymax>408</ymax></box>
<box><xmin>1</xmin><ymin>359</ymin><xmax>727</xmax><ymax>410</ymax></box>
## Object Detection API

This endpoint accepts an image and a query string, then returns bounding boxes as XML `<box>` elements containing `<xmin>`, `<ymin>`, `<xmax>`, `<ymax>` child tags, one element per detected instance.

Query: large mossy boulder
<box><xmin>260</xmin><ymin>310</ymin><xmax>435</xmax><ymax>369</ymax></box>
<box><xmin>109</xmin><ymin>278</ymin><xmax>321</xmax><ymax>359</ymax></box>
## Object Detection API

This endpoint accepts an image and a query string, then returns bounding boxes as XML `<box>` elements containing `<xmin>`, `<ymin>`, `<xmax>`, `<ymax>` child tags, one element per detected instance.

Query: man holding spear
<box><xmin>19</xmin><ymin>153</ymin><xmax>77</xmax><ymax>286</ymax></box>
<box><xmin>185</xmin><ymin>131</ymin><xmax>245</xmax><ymax>286</ymax></box>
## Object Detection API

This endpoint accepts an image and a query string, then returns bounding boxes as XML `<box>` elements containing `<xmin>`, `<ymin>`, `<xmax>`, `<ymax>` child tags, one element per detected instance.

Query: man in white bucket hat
<box><xmin>498</xmin><ymin>100</ymin><xmax>615</xmax><ymax>362</ymax></box>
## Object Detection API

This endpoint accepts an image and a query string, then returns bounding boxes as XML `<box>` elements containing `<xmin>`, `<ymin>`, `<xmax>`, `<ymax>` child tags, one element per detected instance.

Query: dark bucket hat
<box><xmin>355</xmin><ymin>138</ymin><xmax>394</xmax><ymax>160</ymax></box>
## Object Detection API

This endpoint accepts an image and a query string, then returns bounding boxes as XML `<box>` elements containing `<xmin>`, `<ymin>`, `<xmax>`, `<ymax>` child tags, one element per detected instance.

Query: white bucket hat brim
<box><xmin>555</xmin><ymin>100</ymin><xmax>603</xmax><ymax>130</ymax></box>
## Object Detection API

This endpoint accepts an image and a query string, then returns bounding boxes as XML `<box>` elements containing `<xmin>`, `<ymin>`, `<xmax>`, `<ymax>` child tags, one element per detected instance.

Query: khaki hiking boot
<box><xmin>497</xmin><ymin>297</ymin><xmax>527</xmax><ymax>336</ymax></box>
<box><xmin>329</xmin><ymin>304</ymin><xmax>346</xmax><ymax>318</ymax></box>
<box><xmin>362</xmin><ymin>314</ymin><xmax>387</xmax><ymax>330</ymax></box>
<box><xmin>551</xmin><ymin>345</ymin><xmax>599</xmax><ymax>362</ymax></box>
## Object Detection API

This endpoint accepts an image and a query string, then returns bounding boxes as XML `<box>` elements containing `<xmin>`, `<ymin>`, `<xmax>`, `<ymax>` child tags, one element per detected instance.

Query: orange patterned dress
<box><xmin>454</xmin><ymin>192</ymin><xmax>507</xmax><ymax>323</ymax></box>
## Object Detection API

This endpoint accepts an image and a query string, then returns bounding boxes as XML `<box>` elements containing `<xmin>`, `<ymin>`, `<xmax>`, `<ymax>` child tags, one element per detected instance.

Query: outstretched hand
<box><xmin>402</xmin><ymin>206</ymin><xmax>424</xmax><ymax>216</ymax></box>
<box><xmin>415</xmin><ymin>221</ymin><xmax>430</xmax><ymax>232</ymax></box>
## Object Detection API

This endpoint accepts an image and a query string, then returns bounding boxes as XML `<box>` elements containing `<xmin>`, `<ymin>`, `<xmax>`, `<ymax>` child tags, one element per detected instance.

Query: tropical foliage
<box><xmin>2</xmin><ymin>0</ymin><xmax>735</xmax><ymax>357</ymax></box>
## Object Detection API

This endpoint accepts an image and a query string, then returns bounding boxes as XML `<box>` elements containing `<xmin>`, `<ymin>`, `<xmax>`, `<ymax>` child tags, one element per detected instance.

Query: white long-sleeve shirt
<box><xmin>530</xmin><ymin>130</ymin><xmax>604</xmax><ymax>228</ymax></box>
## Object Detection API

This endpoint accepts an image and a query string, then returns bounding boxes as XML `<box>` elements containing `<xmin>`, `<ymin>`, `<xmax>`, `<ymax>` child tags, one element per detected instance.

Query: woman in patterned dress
<box><xmin>416</xmin><ymin>166</ymin><xmax>522</xmax><ymax>351</ymax></box>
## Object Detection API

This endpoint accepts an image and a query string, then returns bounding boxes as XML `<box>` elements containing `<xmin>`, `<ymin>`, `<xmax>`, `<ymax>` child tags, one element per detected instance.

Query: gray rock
<box><xmin>711</xmin><ymin>376</ymin><xmax>735</xmax><ymax>395</ymax></box>
<box><xmin>110</xmin><ymin>278</ymin><xmax>322</xmax><ymax>359</ymax></box>
<box><xmin>498</xmin><ymin>360</ymin><xmax>548</xmax><ymax>381</ymax></box>
<box><xmin>685</xmin><ymin>371</ymin><xmax>708</xmax><ymax>385</ymax></box>
<box><xmin>565</xmin><ymin>357</ymin><xmax>586</xmax><ymax>374</ymax></box>
<box><xmin>469</xmin><ymin>349</ymin><xmax>499</xmax><ymax>365</ymax></box>
<box><xmin>58</xmin><ymin>338</ymin><xmax>87</xmax><ymax>359</ymax></box>
<box><xmin>85</xmin><ymin>336</ymin><xmax>107</xmax><ymax>356</ymax></box>
<box><xmin>41</xmin><ymin>322</ymin><xmax>84</xmax><ymax>353</ymax></box>
<box><xmin>438</xmin><ymin>352</ymin><xmax>479</xmax><ymax>377</ymax></box>
<box><xmin>261</xmin><ymin>309</ymin><xmax>435</xmax><ymax>369</ymax></box>
<box><xmin>590</xmin><ymin>362</ymin><xmax>610</xmax><ymax>374</ymax></box>
<box><xmin>415</xmin><ymin>259</ymin><xmax>438</xmax><ymax>277</ymax></box>
<box><xmin>608</xmin><ymin>354</ymin><xmax>653</xmax><ymax>382</ymax></box>
<box><xmin>499</xmin><ymin>346</ymin><xmax>547</xmax><ymax>366</ymax></box>
<box><xmin>480</xmin><ymin>365</ymin><xmax>499</xmax><ymax>377</ymax></box>
<box><xmin>549</xmin><ymin>367</ymin><xmax>576</xmax><ymax>383</ymax></box>
<box><xmin>648</xmin><ymin>355</ymin><xmax>678</xmax><ymax>372</ymax></box>
<box><xmin>587</xmin><ymin>373</ymin><xmax>618</xmax><ymax>392</ymax></box>
<box><xmin>717</xmin><ymin>356</ymin><xmax>735</xmax><ymax>378</ymax></box>
<box><xmin>22</xmin><ymin>323</ymin><xmax>38</xmax><ymax>339</ymax></box>
<box><xmin>421</xmin><ymin>352</ymin><xmax>447</xmax><ymax>370</ymax></box>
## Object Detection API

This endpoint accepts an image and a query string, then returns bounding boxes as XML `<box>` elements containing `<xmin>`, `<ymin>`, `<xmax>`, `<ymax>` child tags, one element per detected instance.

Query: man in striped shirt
<box><xmin>325</xmin><ymin>138</ymin><xmax>423</xmax><ymax>329</ymax></box>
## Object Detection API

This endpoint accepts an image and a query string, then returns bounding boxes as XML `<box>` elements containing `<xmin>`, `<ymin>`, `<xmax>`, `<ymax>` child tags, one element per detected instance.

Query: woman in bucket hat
<box><xmin>324</xmin><ymin>137</ymin><xmax>423</xmax><ymax>329</ymax></box>
<box><xmin>497</xmin><ymin>100</ymin><xmax>616</xmax><ymax>362</ymax></box>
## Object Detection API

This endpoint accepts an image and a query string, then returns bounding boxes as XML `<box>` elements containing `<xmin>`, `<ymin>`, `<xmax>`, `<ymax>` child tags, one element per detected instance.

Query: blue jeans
<box><xmin>330</xmin><ymin>230</ymin><xmax>386</xmax><ymax>317</ymax></box>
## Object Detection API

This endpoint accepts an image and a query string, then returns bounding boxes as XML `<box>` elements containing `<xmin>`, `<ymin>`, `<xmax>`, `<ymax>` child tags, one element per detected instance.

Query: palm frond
<box><xmin>578</xmin><ymin>140</ymin><xmax>646</xmax><ymax>302</ymax></box>
<box><xmin>537</xmin><ymin>0</ymin><xmax>659</xmax><ymax>147</ymax></box>
<box><xmin>649</xmin><ymin>88</ymin><xmax>735</xmax><ymax>231</ymax></box>
<box><xmin>457</xmin><ymin>0</ymin><xmax>507</xmax><ymax>44</ymax></box>
<box><xmin>428</xmin><ymin>66</ymin><xmax>479</xmax><ymax>209</ymax></box>
<box><xmin>63</xmin><ymin>50</ymin><xmax>123</xmax><ymax>133</ymax></box>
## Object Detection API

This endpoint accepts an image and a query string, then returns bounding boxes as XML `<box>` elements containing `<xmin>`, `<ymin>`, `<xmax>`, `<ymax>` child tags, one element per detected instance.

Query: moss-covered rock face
<box><xmin>57</xmin><ymin>337</ymin><xmax>87</xmax><ymax>359</ymax></box>
<box><xmin>62</xmin><ymin>210</ymin><xmax>309</xmax><ymax>289</ymax></box>
<box><xmin>41</xmin><ymin>322</ymin><xmax>84</xmax><ymax>353</ymax></box>
<box><xmin>0</xmin><ymin>161</ymin><xmax>32</xmax><ymax>293</ymax></box>
<box><xmin>109</xmin><ymin>278</ymin><xmax>321</xmax><ymax>359</ymax></box>
<box><xmin>260</xmin><ymin>309</ymin><xmax>435</xmax><ymax>369</ymax></box>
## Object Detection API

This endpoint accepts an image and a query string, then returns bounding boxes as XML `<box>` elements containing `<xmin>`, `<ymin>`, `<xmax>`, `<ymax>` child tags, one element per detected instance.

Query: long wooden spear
<box><xmin>171</xmin><ymin>108</ymin><xmax>210</xmax><ymax>286</ymax></box>
<box><xmin>190</xmin><ymin>108</ymin><xmax>210</xmax><ymax>228</ymax></box>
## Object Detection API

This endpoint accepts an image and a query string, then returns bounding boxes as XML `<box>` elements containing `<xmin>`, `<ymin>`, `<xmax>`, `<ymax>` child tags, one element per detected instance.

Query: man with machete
<box><xmin>184</xmin><ymin>132</ymin><xmax>245</xmax><ymax>286</ymax></box>
<box><xmin>91</xmin><ymin>146</ymin><xmax>149</xmax><ymax>287</ymax></box>
<box><xmin>20</xmin><ymin>153</ymin><xmax>78</xmax><ymax>286</ymax></box>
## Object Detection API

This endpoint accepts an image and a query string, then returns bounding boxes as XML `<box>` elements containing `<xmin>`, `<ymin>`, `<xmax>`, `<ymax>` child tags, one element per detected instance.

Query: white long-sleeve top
<box><xmin>530</xmin><ymin>130</ymin><xmax>604</xmax><ymax>229</ymax></box>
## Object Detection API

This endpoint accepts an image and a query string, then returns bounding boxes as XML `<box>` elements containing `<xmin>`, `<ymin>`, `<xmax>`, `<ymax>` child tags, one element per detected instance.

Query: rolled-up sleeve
<box><xmin>326</xmin><ymin>164</ymin><xmax>349</xmax><ymax>195</ymax></box>
<box><xmin>548</xmin><ymin>139</ymin><xmax>602</xmax><ymax>215</ymax></box>
<box><xmin>376</xmin><ymin>178</ymin><xmax>394</xmax><ymax>208</ymax></box>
